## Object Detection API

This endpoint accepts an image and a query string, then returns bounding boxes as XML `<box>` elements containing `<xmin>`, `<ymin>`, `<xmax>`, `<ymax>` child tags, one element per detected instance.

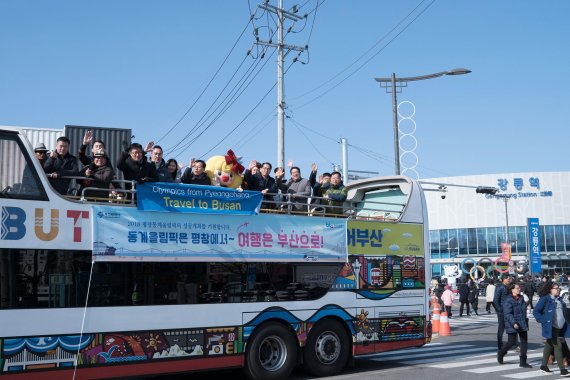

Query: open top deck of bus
<box><xmin>0</xmin><ymin>126</ymin><xmax>431</xmax><ymax>380</ymax></box>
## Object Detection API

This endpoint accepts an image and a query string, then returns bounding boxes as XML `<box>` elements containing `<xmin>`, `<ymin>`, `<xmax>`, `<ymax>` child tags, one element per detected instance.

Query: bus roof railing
<box><xmin>59</xmin><ymin>178</ymin><xmax>407</xmax><ymax>220</ymax></box>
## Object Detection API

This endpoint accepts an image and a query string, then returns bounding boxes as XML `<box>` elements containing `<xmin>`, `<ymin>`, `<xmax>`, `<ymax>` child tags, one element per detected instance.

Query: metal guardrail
<box><xmin>60</xmin><ymin>179</ymin><xmax>407</xmax><ymax>219</ymax></box>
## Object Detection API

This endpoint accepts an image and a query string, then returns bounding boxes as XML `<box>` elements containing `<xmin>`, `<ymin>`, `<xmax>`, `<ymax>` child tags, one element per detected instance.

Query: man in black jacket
<box><xmin>494</xmin><ymin>274</ymin><xmax>513</xmax><ymax>350</ymax></box>
<box><xmin>244</xmin><ymin>160</ymin><xmax>278</xmax><ymax>209</ymax></box>
<box><xmin>459</xmin><ymin>281</ymin><xmax>471</xmax><ymax>317</ymax></box>
<box><xmin>44</xmin><ymin>136</ymin><xmax>80</xmax><ymax>195</ymax></box>
<box><xmin>181</xmin><ymin>159</ymin><xmax>211</xmax><ymax>186</ymax></box>
<box><xmin>523</xmin><ymin>275</ymin><xmax>536</xmax><ymax>310</ymax></box>
<box><xmin>117</xmin><ymin>143</ymin><xmax>159</xmax><ymax>196</ymax></box>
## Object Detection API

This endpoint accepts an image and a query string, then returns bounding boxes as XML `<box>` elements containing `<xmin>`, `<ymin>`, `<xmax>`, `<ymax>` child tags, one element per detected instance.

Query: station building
<box><xmin>422</xmin><ymin>172</ymin><xmax>570</xmax><ymax>278</ymax></box>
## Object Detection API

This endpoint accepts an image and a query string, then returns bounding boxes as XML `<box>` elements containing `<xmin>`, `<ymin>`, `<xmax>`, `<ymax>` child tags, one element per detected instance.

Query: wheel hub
<box><xmin>315</xmin><ymin>332</ymin><xmax>340</xmax><ymax>364</ymax></box>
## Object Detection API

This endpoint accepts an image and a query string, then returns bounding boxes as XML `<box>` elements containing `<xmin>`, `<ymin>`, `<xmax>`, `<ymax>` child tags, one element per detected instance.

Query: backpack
<box><xmin>468</xmin><ymin>288</ymin><xmax>477</xmax><ymax>303</ymax></box>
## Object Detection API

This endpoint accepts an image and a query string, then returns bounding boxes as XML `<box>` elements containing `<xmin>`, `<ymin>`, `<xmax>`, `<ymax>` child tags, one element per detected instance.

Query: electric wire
<box><xmin>156</xmin><ymin>15</ymin><xmax>255</xmax><ymax>144</ymax></box>
<box><xmin>166</xmin><ymin>52</ymin><xmax>254</xmax><ymax>155</ymax></box>
<box><xmin>198</xmin><ymin>81</ymin><xmax>278</xmax><ymax>158</ymax></box>
<box><xmin>178</xmin><ymin>46</ymin><xmax>277</xmax><ymax>157</ymax></box>
<box><xmin>166</xmin><ymin>48</ymin><xmax>269</xmax><ymax>156</ymax></box>
<box><xmin>197</xmin><ymin>58</ymin><xmax>298</xmax><ymax>158</ymax></box>
<box><xmin>233</xmin><ymin>108</ymin><xmax>276</xmax><ymax>150</ymax></box>
<box><xmin>290</xmin><ymin>0</ymin><xmax>435</xmax><ymax>108</ymax></box>
<box><xmin>289</xmin><ymin>118</ymin><xmax>334</xmax><ymax>165</ymax></box>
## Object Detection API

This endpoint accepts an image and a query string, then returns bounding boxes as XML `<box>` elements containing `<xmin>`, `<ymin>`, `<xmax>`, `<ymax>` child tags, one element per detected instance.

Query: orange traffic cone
<box><xmin>439</xmin><ymin>310</ymin><xmax>451</xmax><ymax>336</ymax></box>
<box><xmin>432</xmin><ymin>299</ymin><xmax>440</xmax><ymax>334</ymax></box>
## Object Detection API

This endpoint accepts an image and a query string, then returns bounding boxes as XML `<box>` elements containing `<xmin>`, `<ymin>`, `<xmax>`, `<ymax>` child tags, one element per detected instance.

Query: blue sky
<box><xmin>1</xmin><ymin>1</ymin><xmax>569</xmax><ymax>179</ymax></box>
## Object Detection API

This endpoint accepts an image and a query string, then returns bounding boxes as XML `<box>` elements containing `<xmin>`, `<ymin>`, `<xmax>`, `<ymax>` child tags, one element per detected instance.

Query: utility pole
<box><xmin>341</xmin><ymin>137</ymin><xmax>348</xmax><ymax>184</ymax></box>
<box><xmin>256</xmin><ymin>0</ymin><xmax>305</xmax><ymax>169</ymax></box>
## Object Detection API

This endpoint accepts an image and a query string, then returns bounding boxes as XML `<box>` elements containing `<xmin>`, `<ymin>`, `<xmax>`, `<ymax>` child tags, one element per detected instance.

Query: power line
<box><xmin>233</xmin><ymin>108</ymin><xmax>276</xmax><ymax>150</ymax></box>
<box><xmin>198</xmin><ymin>80</ymin><xmax>277</xmax><ymax>158</ymax></box>
<box><xmin>170</xmin><ymin>46</ymin><xmax>276</xmax><ymax>158</ymax></box>
<box><xmin>288</xmin><ymin>118</ymin><xmax>338</xmax><ymax>143</ymax></box>
<box><xmin>157</xmin><ymin>15</ymin><xmax>255</xmax><ymax>143</ymax></box>
<box><xmin>291</xmin><ymin>0</ymin><xmax>436</xmax><ymax>109</ymax></box>
<box><xmin>167</xmin><ymin>47</ymin><xmax>271</xmax><ymax>156</ymax></box>
<box><xmin>289</xmin><ymin>117</ymin><xmax>334</xmax><ymax>165</ymax></box>
<box><xmin>198</xmin><ymin>57</ymin><xmax>300</xmax><ymax>158</ymax></box>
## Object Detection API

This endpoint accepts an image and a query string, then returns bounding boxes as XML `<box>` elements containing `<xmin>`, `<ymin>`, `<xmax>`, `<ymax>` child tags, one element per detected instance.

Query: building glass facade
<box><xmin>430</xmin><ymin>224</ymin><xmax>570</xmax><ymax>277</ymax></box>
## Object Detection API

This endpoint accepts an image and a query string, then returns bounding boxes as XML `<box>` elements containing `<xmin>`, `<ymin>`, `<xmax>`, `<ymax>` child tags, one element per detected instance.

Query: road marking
<box><xmin>429</xmin><ymin>352</ymin><xmax>543</xmax><ymax>368</ymax></box>
<box><xmin>373</xmin><ymin>346</ymin><xmax>493</xmax><ymax>363</ymax></box>
<box><xmin>502</xmin><ymin>368</ymin><xmax>560</xmax><ymax>378</ymax></box>
<box><xmin>399</xmin><ymin>347</ymin><xmax>496</xmax><ymax>365</ymax></box>
<box><xmin>362</xmin><ymin>343</ymin><xmax>473</xmax><ymax>358</ymax></box>
<box><xmin>465</xmin><ymin>363</ymin><xmax>523</xmax><ymax>373</ymax></box>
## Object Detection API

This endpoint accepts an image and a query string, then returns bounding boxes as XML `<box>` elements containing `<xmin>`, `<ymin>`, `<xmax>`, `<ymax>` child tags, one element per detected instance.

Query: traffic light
<box><xmin>475</xmin><ymin>186</ymin><xmax>498</xmax><ymax>195</ymax></box>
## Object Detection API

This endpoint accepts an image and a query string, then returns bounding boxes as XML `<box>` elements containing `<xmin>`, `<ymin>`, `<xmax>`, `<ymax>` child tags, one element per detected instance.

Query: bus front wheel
<box><xmin>244</xmin><ymin>322</ymin><xmax>297</xmax><ymax>380</ymax></box>
<box><xmin>303</xmin><ymin>319</ymin><xmax>350</xmax><ymax>377</ymax></box>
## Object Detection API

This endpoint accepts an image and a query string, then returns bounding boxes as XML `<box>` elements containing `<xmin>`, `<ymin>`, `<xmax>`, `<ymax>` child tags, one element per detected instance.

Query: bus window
<box><xmin>0</xmin><ymin>133</ymin><xmax>47</xmax><ymax>201</ymax></box>
<box><xmin>356</xmin><ymin>186</ymin><xmax>407</xmax><ymax>220</ymax></box>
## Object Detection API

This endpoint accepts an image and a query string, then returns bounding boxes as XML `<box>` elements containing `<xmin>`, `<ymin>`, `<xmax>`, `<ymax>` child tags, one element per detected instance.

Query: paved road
<box><xmin>155</xmin><ymin>305</ymin><xmax>559</xmax><ymax>380</ymax></box>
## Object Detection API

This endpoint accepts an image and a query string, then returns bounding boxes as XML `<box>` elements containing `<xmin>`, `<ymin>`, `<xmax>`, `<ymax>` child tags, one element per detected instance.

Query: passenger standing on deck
<box><xmin>533</xmin><ymin>280</ymin><xmax>570</xmax><ymax>376</ymax></box>
<box><xmin>44</xmin><ymin>136</ymin><xmax>80</xmax><ymax>195</ymax></box>
<box><xmin>117</xmin><ymin>143</ymin><xmax>159</xmax><ymax>197</ymax></box>
<box><xmin>275</xmin><ymin>166</ymin><xmax>311</xmax><ymax>213</ymax></box>
<box><xmin>181</xmin><ymin>159</ymin><xmax>211</xmax><ymax>186</ymax></box>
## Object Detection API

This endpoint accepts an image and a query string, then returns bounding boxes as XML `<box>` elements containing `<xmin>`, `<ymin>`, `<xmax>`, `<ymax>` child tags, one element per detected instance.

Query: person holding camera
<box><xmin>79</xmin><ymin>150</ymin><xmax>114</xmax><ymax>199</ymax></box>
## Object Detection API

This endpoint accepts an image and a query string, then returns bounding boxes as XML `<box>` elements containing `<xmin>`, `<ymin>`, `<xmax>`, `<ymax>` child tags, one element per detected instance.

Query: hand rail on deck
<box><xmin>58</xmin><ymin>179</ymin><xmax>407</xmax><ymax>219</ymax></box>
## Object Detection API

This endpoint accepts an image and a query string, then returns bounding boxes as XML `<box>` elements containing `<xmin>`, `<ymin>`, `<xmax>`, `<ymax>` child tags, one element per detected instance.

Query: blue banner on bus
<box><xmin>528</xmin><ymin>218</ymin><xmax>542</xmax><ymax>274</ymax></box>
<box><xmin>93</xmin><ymin>206</ymin><xmax>346</xmax><ymax>262</ymax></box>
<box><xmin>136</xmin><ymin>183</ymin><xmax>263</xmax><ymax>215</ymax></box>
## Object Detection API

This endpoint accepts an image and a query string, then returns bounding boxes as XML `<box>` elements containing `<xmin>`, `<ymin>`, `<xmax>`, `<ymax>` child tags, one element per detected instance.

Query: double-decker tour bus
<box><xmin>0</xmin><ymin>126</ymin><xmax>431</xmax><ymax>380</ymax></box>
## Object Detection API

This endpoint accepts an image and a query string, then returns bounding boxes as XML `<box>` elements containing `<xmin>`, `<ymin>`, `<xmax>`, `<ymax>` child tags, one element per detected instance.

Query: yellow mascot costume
<box><xmin>205</xmin><ymin>149</ymin><xmax>244</xmax><ymax>188</ymax></box>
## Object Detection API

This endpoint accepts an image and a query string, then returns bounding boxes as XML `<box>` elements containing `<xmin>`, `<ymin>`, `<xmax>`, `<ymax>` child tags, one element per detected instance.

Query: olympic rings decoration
<box><xmin>454</xmin><ymin>257</ymin><xmax>528</xmax><ymax>278</ymax></box>
<box><xmin>460</xmin><ymin>258</ymin><xmax>478</xmax><ymax>274</ymax></box>
<box><xmin>477</xmin><ymin>258</ymin><xmax>494</xmax><ymax>267</ymax></box>
<box><xmin>493</xmin><ymin>257</ymin><xmax>510</xmax><ymax>273</ymax></box>
<box><xmin>469</xmin><ymin>265</ymin><xmax>487</xmax><ymax>281</ymax></box>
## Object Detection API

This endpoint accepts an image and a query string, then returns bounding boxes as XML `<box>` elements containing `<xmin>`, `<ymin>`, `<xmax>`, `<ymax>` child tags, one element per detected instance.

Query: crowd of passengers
<box><xmin>31</xmin><ymin>131</ymin><xmax>348</xmax><ymax>213</ymax></box>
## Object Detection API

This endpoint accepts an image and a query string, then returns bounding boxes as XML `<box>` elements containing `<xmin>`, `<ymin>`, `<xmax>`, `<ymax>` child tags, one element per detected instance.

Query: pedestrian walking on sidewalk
<box><xmin>533</xmin><ymin>280</ymin><xmax>570</xmax><ymax>376</ymax></box>
<box><xmin>497</xmin><ymin>283</ymin><xmax>532</xmax><ymax>368</ymax></box>
<box><xmin>459</xmin><ymin>281</ymin><xmax>471</xmax><ymax>317</ymax></box>
<box><xmin>442</xmin><ymin>285</ymin><xmax>455</xmax><ymax>318</ymax></box>
<box><xmin>486</xmin><ymin>280</ymin><xmax>496</xmax><ymax>314</ymax></box>
<box><xmin>524</xmin><ymin>275</ymin><xmax>536</xmax><ymax>310</ymax></box>
<box><xmin>494</xmin><ymin>275</ymin><xmax>513</xmax><ymax>350</ymax></box>
<box><xmin>468</xmin><ymin>282</ymin><xmax>480</xmax><ymax>316</ymax></box>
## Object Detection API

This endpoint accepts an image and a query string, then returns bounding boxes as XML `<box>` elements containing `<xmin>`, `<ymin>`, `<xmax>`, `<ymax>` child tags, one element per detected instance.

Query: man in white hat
<box><xmin>33</xmin><ymin>143</ymin><xmax>49</xmax><ymax>168</ymax></box>
<box><xmin>79</xmin><ymin>149</ymin><xmax>114</xmax><ymax>199</ymax></box>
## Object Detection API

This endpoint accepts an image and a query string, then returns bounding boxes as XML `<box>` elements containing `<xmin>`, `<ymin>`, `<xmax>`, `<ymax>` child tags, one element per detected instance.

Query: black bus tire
<box><xmin>243</xmin><ymin>322</ymin><xmax>297</xmax><ymax>380</ymax></box>
<box><xmin>303</xmin><ymin>319</ymin><xmax>350</xmax><ymax>377</ymax></box>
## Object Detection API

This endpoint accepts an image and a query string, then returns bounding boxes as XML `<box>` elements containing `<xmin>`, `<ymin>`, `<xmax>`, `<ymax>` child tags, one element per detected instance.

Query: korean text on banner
<box><xmin>528</xmin><ymin>218</ymin><xmax>542</xmax><ymax>274</ymax></box>
<box><xmin>347</xmin><ymin>220</ymin><xmax>424</xmax><ymax>256</ymax></box>
<box><xmin>92</xmin><ymin>206</ymin><xmax>346</xmax><ymax>262</ymax></box>
<box><xmin>136</xmin><ymin>183</ymin><xmax>263</xmax><ymax>215</ymax></box>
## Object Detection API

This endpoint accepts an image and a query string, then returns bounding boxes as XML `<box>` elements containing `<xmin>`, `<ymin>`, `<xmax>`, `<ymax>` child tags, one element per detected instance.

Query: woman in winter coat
<box><xmin>497</xmin><ymin>283</ymin><xmax>532</xmax><ymax>368</ymax></box>
<box><xmin>533</xmin><ymin>280</ymin><xmax>570</xmax><ymax>375</ymax></box>
<box><xmin>441</xmin><ymin>285</ymin><xmax>455</xmax><ymax>318</ymax></box>
<box><xmin>164</xmin><ymin>159</ymin><xmax>182</xmax><ymax>183</ymax></box>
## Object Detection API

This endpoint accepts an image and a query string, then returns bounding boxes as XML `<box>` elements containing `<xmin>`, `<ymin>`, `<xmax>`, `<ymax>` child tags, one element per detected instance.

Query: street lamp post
<box><xmin>375</xmin><ymin>68</ymin><xmax>471</xmax><ymax>175</ymax></box>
